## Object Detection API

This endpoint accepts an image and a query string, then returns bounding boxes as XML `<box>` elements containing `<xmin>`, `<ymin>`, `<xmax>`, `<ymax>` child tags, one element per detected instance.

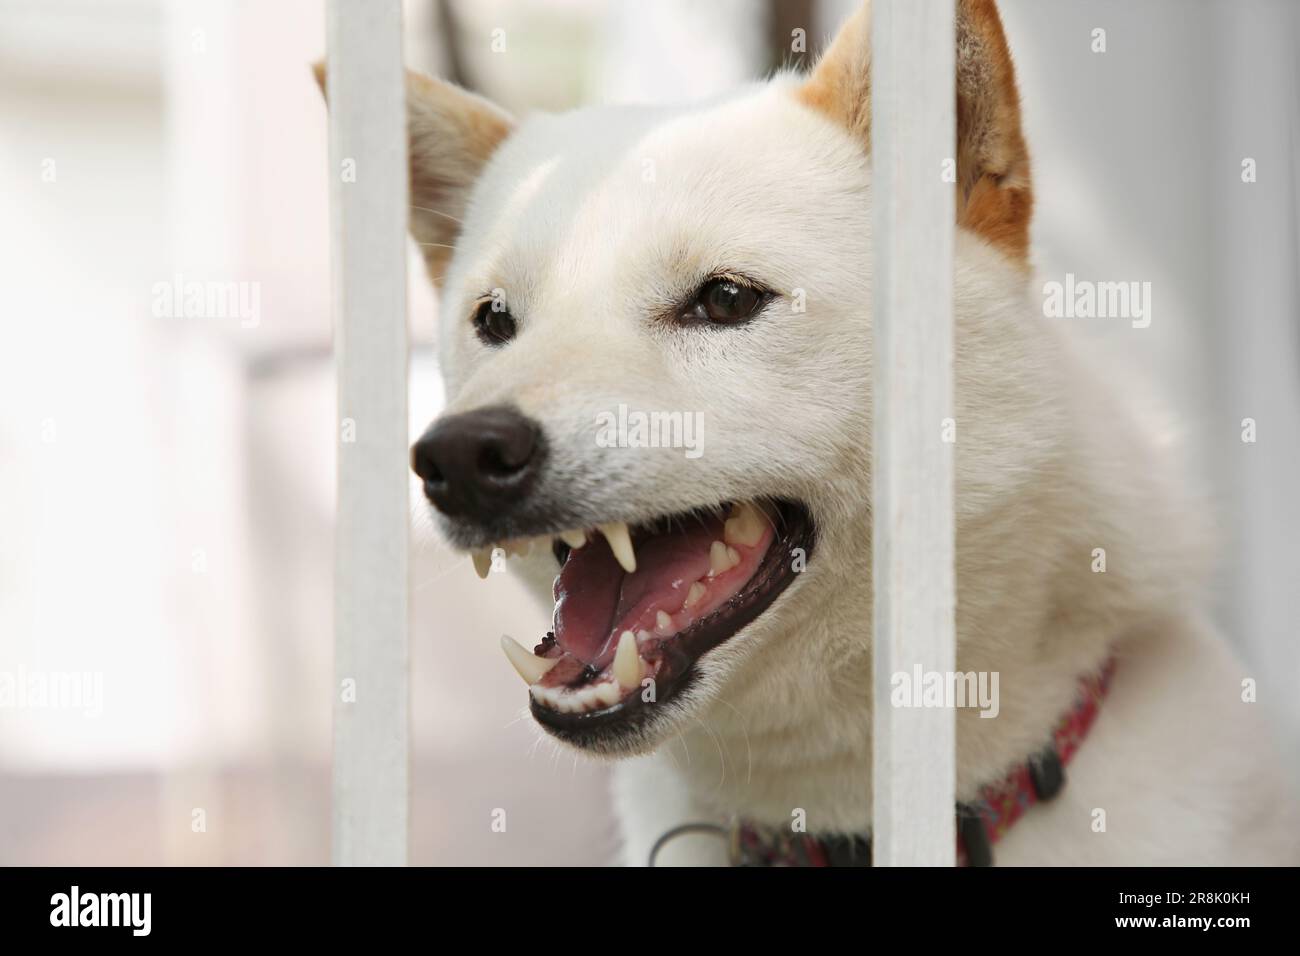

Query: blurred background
<box><xmin>0</xmin><ymin>0</ymin><xmax>1296</xmax><ymax>865</ymax></box>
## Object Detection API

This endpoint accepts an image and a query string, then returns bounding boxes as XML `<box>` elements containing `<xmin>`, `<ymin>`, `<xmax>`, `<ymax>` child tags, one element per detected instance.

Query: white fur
<box><xmin>429</xmin><ymin>77</ymin><xmax>1300</xmax><ymax>865</ymax></box>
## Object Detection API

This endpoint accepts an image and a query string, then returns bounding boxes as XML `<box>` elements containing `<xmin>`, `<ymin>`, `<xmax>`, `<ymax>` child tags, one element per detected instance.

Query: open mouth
<box><xmin>493</xmin><ymin>499</ymin><xmax>815</xmax><ymax>739</ymax></box>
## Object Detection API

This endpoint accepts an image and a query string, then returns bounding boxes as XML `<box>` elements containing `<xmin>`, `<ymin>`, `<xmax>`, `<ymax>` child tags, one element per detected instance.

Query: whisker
<box><xmin>712</xmin><ymin>696</ymin><xmax>754</xmax><ymax>787</ymax></box>
<box><xmin>410</xmin><ymin>204</ymin><xmax>464</xmax><ymax>225</ymax></box>
<box><xmin>674</xmin><ymin>732</ymin><xmax>692</xmax><ymax>768</ymax></box>
<box><xmin>693</xmin><ymin>717</ymin><xmax>729</xmax><ymax>793</ymax></box>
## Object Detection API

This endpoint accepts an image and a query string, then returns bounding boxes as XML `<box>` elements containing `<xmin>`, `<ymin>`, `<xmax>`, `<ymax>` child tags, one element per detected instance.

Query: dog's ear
<box><xmin>313</xmin><ymin>62</ymin><xmax>514</xmax><ymax>282</ymax></box>
<box><xmin>796</xmin><ymin>3</ymin><xmax>874</xmax><ymax>143</ymax></box>
<box><xmin>797</xmin><ymin>0</ymin><xmax>1033</xmax><ymax>266</ymax></box>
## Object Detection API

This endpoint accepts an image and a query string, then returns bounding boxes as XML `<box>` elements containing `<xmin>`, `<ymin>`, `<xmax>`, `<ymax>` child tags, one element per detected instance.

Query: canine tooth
<box><xmin>655</xmin><ymin>610</ymin><xmax>673</xmax><ymax>634</ymax></box>
<box><xmin>559</xmin><ymin>529</ymin><xmax>587</xmax><ymax>549</ymax></box>
<box><xmin>500</xmin><ymin>635</ymin><xmax>558</xmax><ymax>685</ymax></box>
<box><xmin>600</xmin><ymin>522</ymin><xmax>637</xmax><ymax>573</ymax></box>
<box><xmin>471</xmin><ymin>549</ymin><xmax>492</xmax><ymax>579</ymax></box>
<box><xmin>613</xmin><ymin>630</ymin><xmax>641</xmax><ymax>689</ymax></box>
<box><xmin>684</xmin><ymin>581</ymin><xmax>706</xmax><ymax>608</ymax></box>
<box><xmin>723</xmin><ymin>501</ymin><xmax>766</xmax><ymax>548</ymax></box>
<box><xmin>709</xmin><ymin>540</ymin><xmax>731</xmax><ymax>576</ymax></box>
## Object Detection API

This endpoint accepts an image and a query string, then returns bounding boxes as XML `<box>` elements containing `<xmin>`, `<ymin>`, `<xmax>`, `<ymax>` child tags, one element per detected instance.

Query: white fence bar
<box><xmin>870</xmin><ymin>0</ymin><xmax>956</xmax><ymax>866</ymax></box>
<box><xmin>326</xmin><ymin>0</ymin><xmax>410</xmax><ymax>866</ymax></box>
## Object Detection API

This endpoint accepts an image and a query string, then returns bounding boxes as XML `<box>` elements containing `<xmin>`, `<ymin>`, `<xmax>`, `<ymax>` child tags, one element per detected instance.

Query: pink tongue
<box><xmin>553</xmin><ymin>520</ymin><xmax>719</xmax><ymax>666</ymax></box>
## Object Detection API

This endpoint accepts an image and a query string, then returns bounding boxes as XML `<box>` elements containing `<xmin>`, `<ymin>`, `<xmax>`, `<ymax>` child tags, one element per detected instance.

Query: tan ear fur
<box><xmin>953</xmin><ymin>0</ymin><xmax>1032</xmax><ymax>264</ymax></box>
<box><xmin>313</xmin><ymin>62</ymin><xmax>514</xmax><ymax>283</ymax></box>
<box><xmin>795</xmin><ymin>3</ymin><xmax>873</xmax><ymax>144</ymax></box>
<box><xmin>796</xmin><ymin>0</ymin><xmax>1033</xmax><ymax>266</ymax></box>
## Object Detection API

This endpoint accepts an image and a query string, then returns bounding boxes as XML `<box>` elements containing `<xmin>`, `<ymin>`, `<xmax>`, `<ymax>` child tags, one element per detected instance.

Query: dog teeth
<box><xmin>599</xmin><ymin>522</ymin><xmax>637</xmax><ymax>573</ymax></box>
<box><xmin>500</xmin><ymin>635</ymin><xmax>558</xmax><ymax>685</ymax></box>
<box><xmin>613</xmin><ymin>629</ymin><xmax>641</xmax><ymax>689</ymax></box>
<box><xmin>471</xmin><ymin>549</ymin><xmax>492</xmax><ymax>579</ymax></box>
<box><xmin>708</xmin><ymin>541</ymin><xmax>728</xmax><ymax>575</ymax></box>
<box><xmin>526</xmin><ymin>629</ymin><xmax>651</xmax><ymax>712</ymax></box>
<box><xmin>709</xmin><ymin>540</ymin><xmax>742</xmax><ymax>576</ymax></box>
<box><xmin>508</xmin><ymin>538</ymin><xmax>536</xmax><ymax>557</ymax></box>
<box><xmin>684</xmin><ymin>581</ymin><xmax>706</xmax><ymax>608</ymax></box>
<box><xmin>724</xmin><ymin>501</ymin><xmax>766</xmax><ymax>547</ymax></box>
<box><xmin>531</xmin><ymin>676</ymin><xmax>626</xmax><ymax>712</ymax></box>
<box><xmin>558</xmin><ymin>529</ymin><xmax>587</xmax><ymax>549</ymax></box>
<box><xmin>655</xmin><ymin>610</ymin><xmax>673</xmax><ymax>634</ymax></box>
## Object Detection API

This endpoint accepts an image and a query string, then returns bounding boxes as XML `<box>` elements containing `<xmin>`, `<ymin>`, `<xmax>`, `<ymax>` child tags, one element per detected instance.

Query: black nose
<box><xmin>411</xmin><ymin>406</ymin><xmax>544</xmax><ymax>519</ymax></box>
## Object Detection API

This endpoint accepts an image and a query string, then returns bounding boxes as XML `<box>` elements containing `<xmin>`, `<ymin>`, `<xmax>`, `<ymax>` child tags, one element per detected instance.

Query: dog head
<box><xmin>324</xmin><ymin>1</ymin><xmax>1042</xmax><ymax>755</ymax></box>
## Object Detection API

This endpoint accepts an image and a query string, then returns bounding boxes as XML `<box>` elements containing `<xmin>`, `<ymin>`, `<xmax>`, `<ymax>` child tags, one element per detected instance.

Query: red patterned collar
<box><xmin>727</xmin><ymin>658</ymin><xmax>1117</xmax><ymax>867</ymax></box>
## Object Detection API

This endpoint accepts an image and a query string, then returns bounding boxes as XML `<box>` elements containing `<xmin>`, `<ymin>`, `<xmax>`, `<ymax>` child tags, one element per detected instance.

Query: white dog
<box><xmin>323</xmin><ymin>0</ymin><xmax>1299</xmax><ymax>865</ymax></box>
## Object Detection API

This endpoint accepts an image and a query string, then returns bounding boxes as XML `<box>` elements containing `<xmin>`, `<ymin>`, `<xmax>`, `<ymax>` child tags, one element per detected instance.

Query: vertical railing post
<box><xmin>870</xmin><ymin>0</ymin><xmax>957</xmax><ymax>866</ymax></box>
<box><xmin>326</xmin><ymin>0</ymin><xmax>410</xmax><ymax>866</ymax></box>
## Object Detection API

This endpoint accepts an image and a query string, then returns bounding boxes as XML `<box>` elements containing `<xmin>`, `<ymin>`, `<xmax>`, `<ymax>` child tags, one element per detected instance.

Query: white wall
<box><xmin>1000</xmin><ymin>0</ymin><xmax>1300</xmax><ymax>736</ymax></box>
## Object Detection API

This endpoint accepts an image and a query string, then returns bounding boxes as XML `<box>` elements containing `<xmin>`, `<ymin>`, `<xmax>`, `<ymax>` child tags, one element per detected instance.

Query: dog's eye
<box><xmin>682</xmin><ymin>278</ymin><xmax>766</xmax><ymax>326</ymax></box>
<box><xmin>473</xmin><ymin>301</ymin><xmax>517</xmax><ymax>346</ymax></box>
